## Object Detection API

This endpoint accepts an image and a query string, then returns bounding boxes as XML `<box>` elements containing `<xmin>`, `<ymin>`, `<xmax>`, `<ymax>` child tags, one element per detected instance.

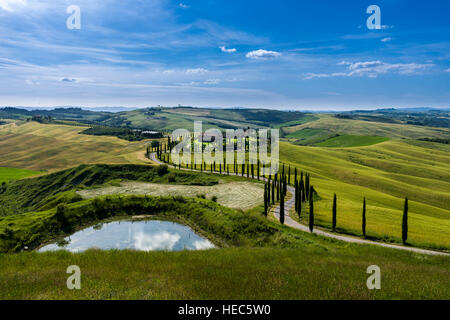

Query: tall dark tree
<box><xmin>264</xmin><ymin>183</ymin><xmax>268</xmax><ymax>216</ymax></box>
<box><xmin>402</xmin><ymin>197</ymin><xmax>408</xmax><ymax>244</ymax></box>
<box><xmin>280</xmin><ymin>194</ymin><xmax>285</xmax><ymax>224</ymax></box>
<box><xmin>277</xmin><ymin>179</ymin><xmax>280</xmax><ymax>201</ymax></box>
<box><xmin>332</xmin><ymin>193</ymin><xmax>337</xmax><ymax>232</ymax></box>
<box><xmin>288</xmin><ymin>166</ymin><xmax>291</xmax><ymax>185</ymax></box>
<box><xmin>294</xmin><ymin>168</ymin><xmax>297</xmax><ymax>183</ymax></box>
<box><xmin>294</xmin><ymin>179</ymin><xmax>298</xmax><ymax>212</ymax></box>
<box><xmin>271</xmin><ymin>178</ymin><xmax>275</xmax><ymax>204</ymax></box>
<box><xmin>309</xmin><ymin>187</ymin><xmax>314</xmax><ymax>232</ymax></box>
<box><xmin>362</xmin><ymin>197</ymin><xmax>367</xmax><ymax>238</ymax></box>
<box><xmin>257</xmin><ymin>161</ymin><xmax>260</xmax><ymax>180</ymax></box>
<box><xmin>297</xmin><ymin>187</ymin><xmax>302</xmax><ymax>217</ymax></box>
<box><xmin>267</xmin><ymin>180</ymin><xmax>271</xmax><ymax>206</ymax></box>
<box><xmin>305</xmin><ymin>174</ymin><xmax>310</xmax><ymax>200</ymax></box>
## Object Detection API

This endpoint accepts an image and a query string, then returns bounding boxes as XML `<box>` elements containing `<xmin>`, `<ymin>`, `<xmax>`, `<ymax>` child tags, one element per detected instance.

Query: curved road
<box><xmin>149</xmin><ymin>152</ymin><xmax>449</xmax><ymax>256</ymax></box>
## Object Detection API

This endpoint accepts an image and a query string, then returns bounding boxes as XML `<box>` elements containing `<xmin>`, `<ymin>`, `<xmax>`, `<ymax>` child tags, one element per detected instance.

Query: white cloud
<box><xmin>0</xmin><ymin>0</ymin><xmax>27</xmax><ymax>12</ymax></box>
<box><xmin>220</xmin><ymin>46</ymin><xmax>237</xmax><ymax>53</ymax></box>
<box><xmin>246</xmin><ymin>49</ymin><xmax>281</xmax><ymax>60</ymax></box>
<box><xmin>133</xmin><ymin>232</ymin><xmax>180</xmax><ymax>251</ymax></box>
<box><xmin>445</xmin><ymin>68</ymin><xmax>450</xmax><ymax>73</ymax></box>
<box><xmin>179</xmin><ymin>3</ymin><xmax>190</xmax><ymax>9</ymax></box>
<box><xmin>305</xmin><ymin>60</ymin><xmax>434</xmax><ymax>79</ymax></box>
<box><xmin>381</xmin><ymin>37</ymin><xmax>394</xmax><ymax>42</ymax></box>
<box><xmin>192</xmin><ymin>239</ymin><xmax>214</xmax><ymax>250</ymax></box>
<box><xmin>203</xmin><ymin>78</ymin><xmax>221</xmax><ymax>85</ymax></box>
<box><xmin>186</xmin><ymin>68</ymin><xmax>208</xmax><ymax>74</ymax></box>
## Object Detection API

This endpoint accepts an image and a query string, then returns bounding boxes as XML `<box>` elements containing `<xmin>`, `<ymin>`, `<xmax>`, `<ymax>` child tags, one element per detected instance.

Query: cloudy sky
<box><xmin>0</xmin><ymin>0</ymin><xmax>449</xmax><ymax>110</ymax></box>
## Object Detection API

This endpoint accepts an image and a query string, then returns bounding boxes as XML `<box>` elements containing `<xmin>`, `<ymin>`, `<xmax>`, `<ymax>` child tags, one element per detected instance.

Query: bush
<box><xmin>157</xmin><ymin>165</ymin><xmax>169</xmax><ymax>176</ymax></box>
<box><xmin>197</xmin><ymin>194</ymin><xmax>206</xmax><ymax>199</ymax></box>
<box><xmin>211</xmin><ymin>196</ymin><xmax>218</xmax><ymax>202</ymax></box>
<box><xmin>167</xmin><ymin>173</ymin><xmax>176</xmax><ymax>183</ymax></box>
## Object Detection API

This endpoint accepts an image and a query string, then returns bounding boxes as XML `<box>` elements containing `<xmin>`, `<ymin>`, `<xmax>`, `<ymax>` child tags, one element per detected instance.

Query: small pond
<box><xmin>39</xmin><ymin>220</ymin><xmax>215</xmax><ymax>252</ymax></box>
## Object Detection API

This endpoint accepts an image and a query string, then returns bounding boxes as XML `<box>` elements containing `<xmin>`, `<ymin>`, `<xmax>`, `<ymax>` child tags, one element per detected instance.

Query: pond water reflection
<box><xmin>39</xmin><ymin>220</ymin><xmax>214</xmax><ymax>252</ymax></box>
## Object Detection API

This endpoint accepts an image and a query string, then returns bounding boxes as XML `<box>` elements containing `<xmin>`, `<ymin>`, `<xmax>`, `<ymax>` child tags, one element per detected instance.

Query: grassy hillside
<box><xmin>0</xmin><ymin>164</ymin><xmax>225</xmax><ymax>216</ymax></box>
<box><xmin>280</xmin><ymin>140</ymin><xmax>450</xmax><ymax>250</ymax></box>
<box><xmin>1</xmin><ymin>246</ymin><xmax>449</xmax><ymax>300</ymax></box>
<box><xmin>0</xmin><ymin>167</ymin><xmax>42</xmax><ymax>184</ymax></box>
<box><xmin>1</xmin><ymin>107</ymin><xmax>317</xmax><ymax>131</ymax></box>
<box><xmin>315</xmin><ymin>135</ymin><xmax>390</xmax><ymax>147</ymax></box>
<box><xmin>0</xmin><ymin>122</ymin><xmax>149</xmax><ymax>171</ymax></box>
<box><xmin>284</xmin><ymin>114</ymin><xmax>450</xmax><ymax>146</ymax></box>
<box><xmin>0</xmin><ymin>192</ymin><xmax>447</xmax><ymax>299</ymax></box>
<box><xmin>0</xmin><ymin>194</ymin><xmax>448</xmax><ymax>299</ymax></box>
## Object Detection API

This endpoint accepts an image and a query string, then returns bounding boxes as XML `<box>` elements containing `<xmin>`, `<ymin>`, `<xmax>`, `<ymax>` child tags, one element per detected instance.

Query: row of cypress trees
<box><xmin>152</xmin><ymin>142</ymin><xmax>411</xmax><ymax>245</ymax></box>
<box><xmin>332</xmin><ymin>195</ymin><xmax>409</xmax><ymax>244</ymax></box>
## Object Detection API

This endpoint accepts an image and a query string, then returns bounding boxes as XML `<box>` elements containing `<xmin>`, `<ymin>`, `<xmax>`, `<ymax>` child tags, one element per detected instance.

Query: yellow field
<box><xmin>0</xmin><ymin>122</ymin><xmax>149</xmax><ymax>171</ymax></box>
<box><xmin>280</xmin><ymin>140</ymin><xmax>450</xmax><ymax>250</ymax></box>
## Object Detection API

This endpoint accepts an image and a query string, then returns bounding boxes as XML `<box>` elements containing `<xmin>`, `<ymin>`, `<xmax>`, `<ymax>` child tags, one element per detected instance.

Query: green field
<box><xmin>315</xmin><ymin>135</ymin><xmax>390</xmax><ymax>147</ymax></box>
<box><xmin>1</xmin><ymin>246</ymin><xmax>448</xmax><ymax>300</ymax></box>
<box><xmin>284</xmin><ymin>114</ymin><xmax>450</xmax><ymax>140</ymax></box>
<box><xmin>0</xmin><ymin>194</ymin><xmax>448</xmax><ymax>299</ymax></box>
<box><xmin>280</xmin><ymin>140</ymin><xmax>450</xmax><ymax>250</ymax></box>
<box><xmin>0</xmin><ymin>167</ymin><xmax>41</xmax><ymax>184</ymax></box>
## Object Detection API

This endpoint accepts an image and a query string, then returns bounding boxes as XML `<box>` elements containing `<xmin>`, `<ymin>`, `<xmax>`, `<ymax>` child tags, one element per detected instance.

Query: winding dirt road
<box><xmin>149</xmin><ymin>152</ymin><xmax>449</xmax><ymax>256</ymax></box>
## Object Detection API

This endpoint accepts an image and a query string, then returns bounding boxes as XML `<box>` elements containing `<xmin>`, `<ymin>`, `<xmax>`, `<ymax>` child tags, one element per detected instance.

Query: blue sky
<box><xmin>0</xmin><ymin>0</ymin><xmax>449</xmax><ymax>110</ymax></box>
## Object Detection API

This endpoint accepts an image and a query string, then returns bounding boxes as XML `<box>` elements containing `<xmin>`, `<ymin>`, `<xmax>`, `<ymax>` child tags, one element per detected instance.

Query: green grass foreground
<box><xmin>0</xmin><ymin>194</ymin><xmax>449</xmax><ymax>300</ymax></box>
<box><xmin>0</xmin><ymin>246</ymin><xmax>449</xmax><ymax>300</ymax></box>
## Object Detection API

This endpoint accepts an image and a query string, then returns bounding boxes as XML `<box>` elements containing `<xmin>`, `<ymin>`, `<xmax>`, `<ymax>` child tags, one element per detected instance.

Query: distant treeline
<box><xmin>336</xmin><ymin>109</ymin><xmax>450</xmax><ymax>128</ymax></box>
<box><xmin>81</xmin><ymin>126</ymin><xmax>163</xmax><ymax>141</ymax></box>
<box><xmin>418</xmin><ymin>138</ymin><xmax>450</xmax><ymax>144</ymax></box>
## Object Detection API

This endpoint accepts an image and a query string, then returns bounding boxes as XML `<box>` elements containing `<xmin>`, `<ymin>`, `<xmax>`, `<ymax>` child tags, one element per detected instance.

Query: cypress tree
<box><xmin>247</xmin><ymin>162</ymin><xmax>250</xmax><ymax>178</ymax></box>
<box><xmin>264</xmin><ymin>184</ymin><xmax>268</xmax><ymax>216</ymax></box>
<box><xmin>280</xmin><ymin>195</ymin><xmax>285</xmax><ymax>224</ymax></box>
<box><xmin>297</xmin><ymin>187</ymin><xmax>302</xmax><ymax>217</ymax></box>
<box><xmin>332</xmin><ymin>193</ymin><xmax>337</xmax><ymax>232</ymax></box>
<box><xmin>257</xmin><ymin>161</ymin><xmax>260</xmax><ymax>180</ymax></box>
<box><xmin>305</xmin><ymin>174</ymin><xmax>310</xmax><ymax>200</ymax></box>
<box><xmin>362</xmin><ymin>197</ymin><xmax>367</xmax><ymax>238</ymax></box>
<box><xmin>277</xmin><ymin>179</ymin><xmax>280</xmax><ymax>201</ymax></box>
<box><xmin>294</xmin><ymin>179</ymin><xmax>298</xmax><ymax>212</ymax></box>
<box><xmin>402</xmin><ymin>197</ymin><xmax>408</xmax><ymax>244</ymax></box>
<box><xmin>219</xmin><ymin>163</ymin><xmax>222</xmax><ymax>174</ymax></box>
<box><xmin>242</xmin><ymin>163</ymin><xmax>245</xmax><ymax>177</ymax></box>
<box><xmin>301</xmin><ymin>180</ymin><xmax>306</xmax><ymax>202</ymax></box>
<box><xmin>271</xmin><ymin>179</ymin><xmax>275</xmax><ymax>204</ymax></box>
<box><xmin>267</xmin><ymin>180</ymin><xmax>271</xmax><ymax>205</ymax></box>
<box><xmin>251</xmin><ymin>163</ymin><xmax>254</xmax><ymax>179</ymax></box>
<box><xmin>309</xmin><ymin>187</ymin><xmax>314</xmax><ymax>232</ymax></box>
<box><xmin>288</xmin><ymin>166</ymin><xmax>291</xmax><ymax>185</ymax></box>
<box><xmin>294</xmin><ymin>168</ymin><xmax>297</xmax><ymax>183</ymax></box>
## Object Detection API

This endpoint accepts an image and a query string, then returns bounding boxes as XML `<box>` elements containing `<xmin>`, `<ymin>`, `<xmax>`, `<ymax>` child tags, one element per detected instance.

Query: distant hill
<box><xmin>0</xmin><ymin>106</ymin><xmax>315</xmax><ymax>131</ymax></box>
<box><xmin>336</xmin><ymin>108</ymin><xmax>450</xmax><ymax>128</ymax></box>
